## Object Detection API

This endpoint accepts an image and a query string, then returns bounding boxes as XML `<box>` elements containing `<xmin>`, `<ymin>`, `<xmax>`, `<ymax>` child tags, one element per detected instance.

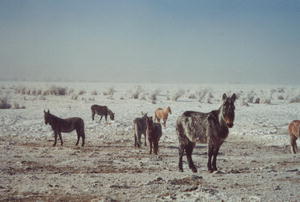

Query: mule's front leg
<box><xmin>149</xmin><ymin>140</ymin><xmax>153</xmax><ymax>154</ymax></box>
<box><xmin>207</xmin><ymin>145</ymin><xmax>213</xmax><ymax>173</ymax></box>
<box><xmin>212</xmin><ymin>146</ymin><xmax>220</xmax><ymax>171</ymax></box>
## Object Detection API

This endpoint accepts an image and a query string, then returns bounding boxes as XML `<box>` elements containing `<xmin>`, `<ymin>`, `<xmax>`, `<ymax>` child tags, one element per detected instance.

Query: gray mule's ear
<box><xmin>47</xmin><ymin>109</ymin><xmax>50</xmax><ymax>113</ymax></box>
<box><xmin>222</xmin><ymin>93</ymin><xmax>227</xmax><ymax>101</ymax></box>
<box><xmin>231</xmin><ymin>93</ymin><xmax>237</xmax><ymax>102</ymax></box>
<box><xmin>44</xmin><ymin>110</ymin><xmax>46</xmax><ymax>113</ymax></box>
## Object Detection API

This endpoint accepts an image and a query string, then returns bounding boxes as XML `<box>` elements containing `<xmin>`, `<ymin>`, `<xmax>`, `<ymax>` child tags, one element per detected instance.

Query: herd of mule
<box><xmin>44</xmin><ymin>93</ymin><xmax>300</xmax><ymax>173</ymax></box>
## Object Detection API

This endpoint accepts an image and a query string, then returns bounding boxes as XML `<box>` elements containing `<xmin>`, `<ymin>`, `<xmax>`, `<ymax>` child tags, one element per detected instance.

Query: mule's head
<box><xmin>44</xmin><ymin>110</ymin><xmax>50</xmax><ymax>125</ymax></box>
<box><xmin>220</xmin><ymin>93</ymin><xmax>236</xmax><ymax>128</ymax></box>
<box><xmin>145</xmin><ymin>116</ymin><xmax>154</xmax><ymax>131</ymax></box>
<box><xmin>108</xmin><ymin>110</ymin><xmax>115</xmax><ymax>120</ymax></box>
<box><xmin>167</xmin><ymin>106</ymin><xmax>172</xmax><ymax>114</ymax></box>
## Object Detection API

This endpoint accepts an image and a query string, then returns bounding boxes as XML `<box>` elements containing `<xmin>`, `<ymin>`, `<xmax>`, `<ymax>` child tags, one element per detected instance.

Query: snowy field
<box><xmin>1</xmin><ymin>81</ymin><xmax>300</xmax><ymax>201</ymax></box>
<box><xmin>1</xmin><ymin>81</ymin><xmax>300</xmax><ymax>145</ymax></box>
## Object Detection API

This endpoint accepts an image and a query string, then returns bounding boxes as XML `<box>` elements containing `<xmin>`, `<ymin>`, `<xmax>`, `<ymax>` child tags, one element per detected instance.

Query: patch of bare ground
<box><xmin>1</xmin><ymin>135</ymin><xmax>300</xmax><ymax>201</ymax></box>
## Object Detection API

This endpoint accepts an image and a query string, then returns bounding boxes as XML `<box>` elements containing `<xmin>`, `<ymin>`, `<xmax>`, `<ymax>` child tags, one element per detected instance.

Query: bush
<box><xmin>289</xmin><ymin>95</ymin><xmax>300</xmax><ymax>103</ymax></box>
<box><xmin>0</xmin><ymin>97</ymin><xmax>11</xmax><ymax>109</ymax></box>
<box><xmin>49</xmin><ymin>86</ymin><xmax>68</xmax><ymax>96</ymax></box>
<box><xmin>13</xmin><ymin>102</ymin><xmax>25</xmax><ymax>109</ymax></box>
<box><xmin>172</xmin><ymin>89</ymin><xmax>185</xmax><ymax>101</ymax></box>
<box><xmin>91</xmin><ymin>90</ymin><xmax>98</xmax><ymax>95</ymax></box>
<box><xmin>131</xmin><ymin>86</ymin><xmax>143</xmax><ymax>99</ymax></box>
<box><xmin>197</xmin><ymin>89</ymin><xmax>209</xmax><ymax>103</ymax></box>
<box><xmin>78</xmin><ymin>90</ymin><xmax>86</xmax><ymax>95</ymax></box>
<box><xmin>103</xmin><ymin>87</ymin><xmax>115</xmax><ymax>96</ymax></box>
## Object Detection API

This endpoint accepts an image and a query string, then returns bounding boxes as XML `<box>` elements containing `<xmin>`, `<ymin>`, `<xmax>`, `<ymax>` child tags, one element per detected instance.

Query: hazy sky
<box><xmin>0</xmin><ymin>0</ymin><xmax>299</xmax><ymax>84</ymax></box>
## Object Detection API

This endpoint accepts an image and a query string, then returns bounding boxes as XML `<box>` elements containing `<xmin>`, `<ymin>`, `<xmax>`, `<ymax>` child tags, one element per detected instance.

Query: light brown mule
<box><xmin>154</xmin><ymin>106</ymin><xmax>172</xmax><ymax>128</ymax></box>
<box><xmin>288</xmin><ymin>120</ymin><xmax>300</xmax><ymax>154</ymax></box>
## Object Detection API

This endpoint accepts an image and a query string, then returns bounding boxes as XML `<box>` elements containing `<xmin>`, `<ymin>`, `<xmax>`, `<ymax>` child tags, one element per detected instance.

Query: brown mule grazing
<box><xmin>146</xmin><ymin>116</ymin><xmax>162</xmax><ymax>155</ymax></box>
<box><xmin>44</xmin><ymin>110</ymin><xmax>85</xmax><ymax>147</ymax></box>
<box><xmin>154</xmin><ymin>106</ymin><xmax>172</xmax><ymax>127</ymax></box>
<box><xmin>288</xmin><ymin>120</ymin><xmax>300</xmax><ymax>154</ymax></box>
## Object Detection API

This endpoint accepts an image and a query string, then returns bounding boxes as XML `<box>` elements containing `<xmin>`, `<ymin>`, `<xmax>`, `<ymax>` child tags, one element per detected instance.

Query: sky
<box><xmin>0</xmin><ymin>0</ymin><xmax>299</xmax><ymax>84</ymax></box>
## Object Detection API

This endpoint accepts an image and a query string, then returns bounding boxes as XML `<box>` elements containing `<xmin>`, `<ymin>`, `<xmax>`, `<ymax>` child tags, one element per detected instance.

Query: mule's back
<box><xmin>177</xmin><ymin>111</ymin><xmax>212</xmax><ymax>143</ymax></box>
<box><xmin>134</xmin><ymin>117</ymin><xmax>147</xmax><ymax>133</ymax></box>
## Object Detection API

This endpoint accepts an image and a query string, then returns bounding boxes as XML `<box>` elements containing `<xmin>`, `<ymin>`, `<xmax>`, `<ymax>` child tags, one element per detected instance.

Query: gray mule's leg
<box><xmin>186</xmin><ymin>142</ymin><xmax>197</xmax><ymax>173</ymax></box>
<box><xmin>149</xmin><ymin>140</ymin><xmax>153</xmax><ymax>154</ymax></box>
<box><xmin>144</xmin><ymin>133</ymin><xmax>147</xmax><ymax>146</ymax></box>
<box><xmin>178</xmin><ymin>144</ymin><xmax>185</xmax><ymax>172</ymax></box>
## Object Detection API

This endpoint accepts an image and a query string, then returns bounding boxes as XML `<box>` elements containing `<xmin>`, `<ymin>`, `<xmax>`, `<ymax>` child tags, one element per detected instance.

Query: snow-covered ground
<box><xmin>1</xmin><ymin>81</ymin><xmax>300</xmax><ymax>146</ymax></box>
<box><xmin>1</xmin><ymin>81</ymin><xmax>300</xmax><ymax>201</ymax></box>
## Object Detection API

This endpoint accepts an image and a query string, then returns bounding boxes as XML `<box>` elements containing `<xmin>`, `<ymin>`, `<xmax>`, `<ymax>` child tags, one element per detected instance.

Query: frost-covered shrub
<box><xmin>240</xmin><ymin>98</ymin><xmax>249</xmax><ymax>107</ymax></box>
<box><xmin>277</xmin><ymin>95</ymin><xmax>285</xmax><ymax>100</ymax></box>
<box><xmin>188</xmin><ymin>93</ymin><xmax>197</xmax><ymax>99</ymax></box>
<box><xmin>149</xmin><ymin>89</ymin><xmax>160</xmax><ymax>104</ymax></box>
<box><xmin>71</xmin><ymin>94</ymin><xmax>79</xmax><ymax>100</ymax></box>
<box><xmin>49</xmin><ymin>86</ymin><xmax>68</xmax><ymax>96</ymax></box>
<box><xmin>172</xmin><ymin>89</ymin><xmax>185</xmax><ymax>101</ymax></box>
<box><xmin>254</xmin><ymin>97</ymin><xmax>260</xmax><ymax>104</ymax></box>
<box><xmin>78</xmin><ymin>90</ymin><xmax>86</xmax><ymax>95</ymax></box>
<box><xmin>197</xmin><ymin>89</ymin><xmax>209</xmax><ymax>103</ymax></box>
<box><xmin>39</xmin><ymin>96</ymin><xmax>46</xmax><ymax>101</ymax></box>
<box><xmin>0</xmin><ymin>97</ymin><xmax>11</xmax><ymax>109</ymax></box>
<box><xmin>91</xmin><ymin>90</ymin><xmax>98</xmax><ymax>95</ymax></box>
<box><xmin>261</xmin><ymin>98</ymin><xmax>271</xmax><ymax>104</ymax></box>
<box><xmin>289</xmin><ymin>95</ymin><xmax>300</xmax><ymax>103</ymax></box>
<box><xmin>103</xmin><ymin>87</ymin><xmax>115</xmax><ymax>96</ymax></box>
<box><xmin>13</xmin><ymin>102</ymin><xmax>25</xmax><ymax>109</ymax></box>
<box><xmin>131</xmin><ymin>86</ymin><xmax>143</xmax><ymax>99</ymax></box>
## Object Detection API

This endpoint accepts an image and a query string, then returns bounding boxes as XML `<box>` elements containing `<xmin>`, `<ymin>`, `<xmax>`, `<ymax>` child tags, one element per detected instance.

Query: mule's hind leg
<box><xmin>53</xmin><ymin>132</ymin><xmax>58</xmax><ymax>147</ymax></box>
<box><xmin>81</xmin><ymin>129</ymin><xmax>85</xmax><ymax>147</ymax></box>
<box><xmin>186</xmin><ymin>142</ymin><xmax>197</xmax><ymax>173</ymax></box>
<box><xmin>290</xmin><ymin>135</ymin><xmax>297</xmax><ymax>154</ymax></box>
<box><xmin>178</xmin><ymin>144</ymin><xmax>185</xmax><ymax>172</ymax></box>
<box><xmin>75</xmin><ymin>129</ymin><xmax>80</xmax><ymax>146</ymax></box>
<box><xmin>58</xmin><ymin>132</ymin><xmax>63</xmax><ymax>146</ymax></box>
<box><xmin>92</xmin><ymin>110</ymin><xmax>95</xmax><ymax>120</ymax></box>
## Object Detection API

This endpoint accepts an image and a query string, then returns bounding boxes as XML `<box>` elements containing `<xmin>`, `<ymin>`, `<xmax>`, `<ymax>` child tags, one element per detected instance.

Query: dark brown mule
<box><xmin>176</xmin><ymin>93</ymin><xmax>236</xmax><ymax>173</ymax></box>
<box><xmin>91</xmin><ymin>105</ymin><xmax>115</xmax><ymax>122</ymax></box>
<box><xmin>288</xmin><ymin>120</ymin><xmax>300</xmax><ymax>154</ymax></box>
<box><xmin>154</xmin><ymin>106</ymin><xmax>172</xmax><ymax>127</ymax></box>
<box><xmin>44</xmin><ymin>110</ymin><xmax>85</xmax><ymax>147</ymax></box>
<box><xmin>146</xmin><ymin>116</ymin><xmax>162</xmax><ymax>155</ymax></box>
